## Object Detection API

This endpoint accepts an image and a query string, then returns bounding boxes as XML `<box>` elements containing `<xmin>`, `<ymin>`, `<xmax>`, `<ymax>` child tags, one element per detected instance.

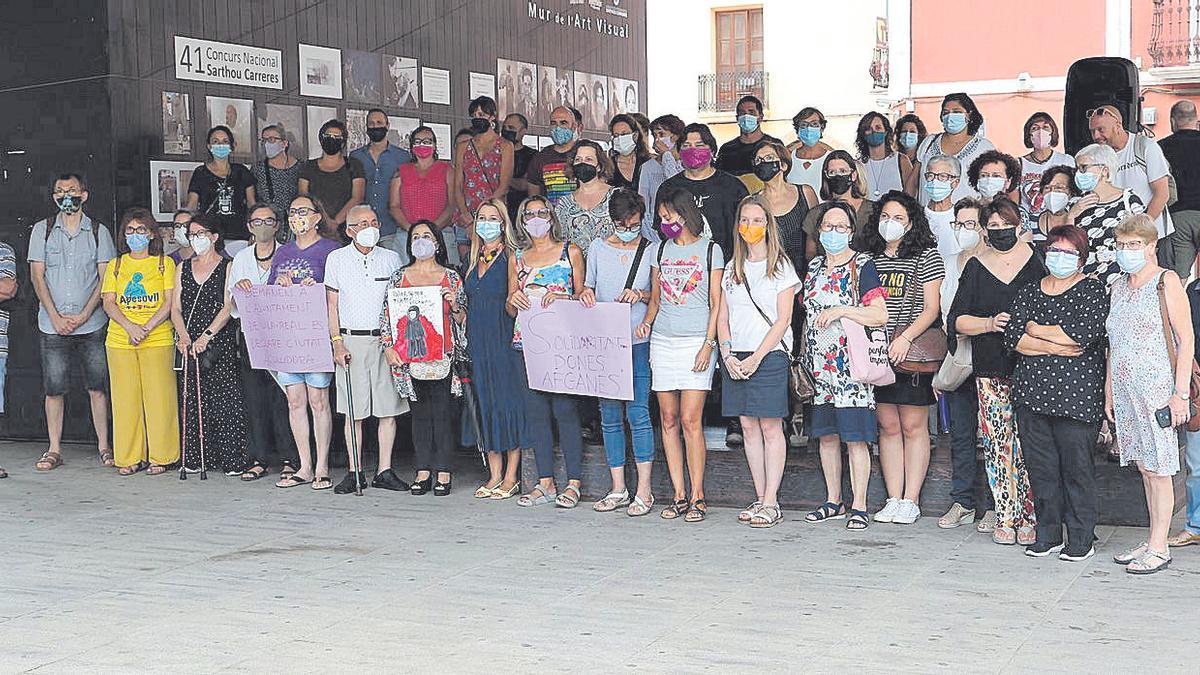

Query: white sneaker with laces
<box><xmin>873</xmin><ymin>497</ymin><xmax>901</xmax><ymax>523</ymax></box>
<box><xmin>893</xmin><ymin>499</ymin><xmax>921</xmax><ymax>525</ymax></box>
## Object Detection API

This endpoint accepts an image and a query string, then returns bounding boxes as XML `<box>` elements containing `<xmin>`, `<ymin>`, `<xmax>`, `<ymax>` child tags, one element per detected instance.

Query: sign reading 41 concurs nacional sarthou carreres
<box><xmin>174</xmin><ymin>36</ymin><xmax>283</xmax><ymax>89</ymax></box>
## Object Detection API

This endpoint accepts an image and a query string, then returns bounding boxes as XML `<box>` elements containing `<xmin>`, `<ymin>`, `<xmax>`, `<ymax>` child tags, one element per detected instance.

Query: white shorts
<box><xmin>650</xmin><ymin>333</ymin><xmax>716</xmax><ymax>392</ymax></box>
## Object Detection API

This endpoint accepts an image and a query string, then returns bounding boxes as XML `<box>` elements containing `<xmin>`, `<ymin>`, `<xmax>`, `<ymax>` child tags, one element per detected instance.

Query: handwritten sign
<box><xmin>519</xmin><ymin>301</ymin><xmax>633</xmax><ymax>400</ymax></box>
<box><xmin>234</xmin><ymin>284</ymin><xmax>333</xmax><ymax>372</ymax></box>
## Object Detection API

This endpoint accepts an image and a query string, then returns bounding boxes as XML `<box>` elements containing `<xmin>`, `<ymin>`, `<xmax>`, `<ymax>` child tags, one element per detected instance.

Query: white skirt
<box><xmin>650</xmin><ymin>333</ymin><xmax>716</xmax><ymax>392</ymax></box>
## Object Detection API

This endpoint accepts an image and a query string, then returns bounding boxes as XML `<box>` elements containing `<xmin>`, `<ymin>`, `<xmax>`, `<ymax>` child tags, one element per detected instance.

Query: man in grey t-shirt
<box><xmin>27</xmin><ymin>173</ymin><xmax>116</xmax><ymax>471</ymax></box>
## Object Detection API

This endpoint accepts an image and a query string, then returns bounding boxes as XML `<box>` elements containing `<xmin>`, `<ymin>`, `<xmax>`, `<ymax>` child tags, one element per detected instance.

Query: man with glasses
<box><xmin>27</xmin><ymin>173</ymin><xmax>117</xmax><ymax>472</ymax></box>
<box><xmin>252</xmin><ymin>124</ymin><xmax>302</xmax><ymax>224</ymax></box>
<box><xmin>323</xmin><ymin>204</ymin><xmax>409</xmax><ymax>494</ymax></box>
<box><xmin>1088</xmin><ymin>105</ymin><xmax>1174</xmax><ymax>248</ymax></box>
<box><xmin>349</xmin><ymin>110</ymin><xmax>411</xmax><ymax>257</ymax></box>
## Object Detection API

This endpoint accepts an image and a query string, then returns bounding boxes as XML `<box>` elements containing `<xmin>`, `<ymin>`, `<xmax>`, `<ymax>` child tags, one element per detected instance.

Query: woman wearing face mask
<box><xmin>580</xmin><ymin>189</ymin><xmax>656</xmax><ymax>516</ymax></box>
<box><xmin>1105</xmin><ymin>214</ymin><xmax>1193</xmax><ymax>574</ymax></box>
<box><xmin>1019</xmin><ymin>113</ymin><xmax>1075</xmax><ymax>233</ymax></box>
<box><xmin>168</xmin><ymin>210</ymin><xmax>196</xmax><ymax>263</ymax></box>
<box><xmin>390</xmin><ymin>126</ymin><xmax>455</xmax><ymax>261</ymax></box>
<box><xmin>895</xmin><ymin>114</ymin><xmax>927</xmax><ymax>172</ymax></box>
<box><xmin>802</xmin><ymin>151</ymin><xmax>877</xmax><ymax>260</ymax></box>
<box><xmin>1004</xmin><ymin>225</ymin><xmax>1108</xmax><ymax>562</ymax></box>
<box><xmin>856</xmin><ymin>112</ymin><xmax>917</xmax><ymax>199</ymax></box>
<box><xmin>455</xmin><ymin>96</ymin><xmax>515</xmax><ymax>262</ymax></box>
<box><xmin>556</xmin><ymin>140</ymin><xmax>616</xmax><ymax>252</ymax></box>
<box><xmin>271</xmin><ymin>195</ymin><xmax>342</xmax><ymax>491</ymax></box>
<box><xmin>464</xmin><ymin>200</ymin><xmax>526</xmax><ymax>500</ymax></box>
<box><xmin>785</xmin><ymin>107</ymin><xmax>834</xmax><ymax>195</ymax></box>
<box><xmin>659</xmin><ymin>123</ymin><xmax>749</xmax><ymax>258</ymax></box>
<box><xmin>802</xmin><ymin>201</ymin><xmax>889</xmax><ymax>530</ymax></box>
<box><xmin>967</xmin><ymin>151</ymin><xmax>1022</xmax><ymax>207</ymax></box>
<box><xmin>186</xmin><ymin>126</ymin><xmax>257</xmax><ymax>253</ymax></box>
<box><xmin>1035</xmin><ymin>166</ymin><xmax>1080</xmax><ymax>246</ymax></box>
<box><xmin>920</xmin><ymin>156</ymin><xmax>967</xmax><ymax>314</ymax></box>
<box><xmin>229</xmin><ymin>204</ymin><xmax>300</xmax><ymax>481</ymax></box>
<box><xmin>948</xmin><ymin>198</ymin><xmax>1044</xmax><ymax>546</ymax></box>
<box><xmin>1069</xmin><ymin>143</ymin><xmax>1146</xmax><ymax>288</ymax></box>
<box><xmin>640</xmin><ymin>188</ymin><xmax>725</xmax><ymax>522</ymax></box>
<box><xmin>169</xmin><ymin>212</ymin><xmax>249</xmax><ymax>476</ymax></box>
<box><xmin>298</xmin><ymin>119</ymin><xmax>366</xmax><ymax>230</ymax></box>
<box><xmin>753</xmin><ymin>140</ymin><xmax>812</xmax><ymax>280</ymax></box>
<box><xmin>608</xmin><ymin>114</ymin><xmax>651</xmax><ymax>191</ymax></box>
<box><xmin>857</xmin><ymin>191</ymin><xmax>945</xmax><ymax>525</ymax></box>
<box><xmin>101</xmin><ymin>207</ymin><xmax>179</xmax><ymax>475</ymax></box>
<box><xmin>915</xmin><ymin>93</ymin><xmax>995</xmax><ymax>207</ymax></box>
<box><xmin>252</xmin><ymin>124</ymin><xmax>302</xmax><ymax>217</ymax></box>
<box><xmin>506</xmin><ymin>197</ymin><xmax>587</xmax><ymax>508</ymax></box>
<box><xmin>637</xmin><ymin>114</ymin><xmax>686</xmax><ymax>241</ymax></box>
<box><xmin>381</xmin><ymin>220</ymin><xmax>467</xmax><ymax>496</ymax></box>
<box><xmin>716</xmin><ymin>196</ymin><xmax>800</xmax><ymax>528</ymax></box>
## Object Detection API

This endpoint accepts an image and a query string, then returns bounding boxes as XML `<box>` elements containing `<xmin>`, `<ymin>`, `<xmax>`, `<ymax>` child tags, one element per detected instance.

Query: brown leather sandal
<box><xmin>35</xmin><ymin>451</ymin><xmax>63</xmax><ymax>471</ymax></box>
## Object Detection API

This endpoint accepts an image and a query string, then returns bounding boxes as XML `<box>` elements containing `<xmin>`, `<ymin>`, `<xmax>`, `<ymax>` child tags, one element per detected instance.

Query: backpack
<box><xmin>1134</xmin><ymin>133</ymin><xmax>1178</xmax><ymax>208</ymax></box>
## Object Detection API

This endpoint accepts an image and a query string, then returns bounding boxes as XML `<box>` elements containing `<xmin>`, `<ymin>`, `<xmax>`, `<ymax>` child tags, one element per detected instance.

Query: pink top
<box><xmin>399</xmin><ymin>160</ymin><xmax>451</xmax><ymax>224</ymax></box>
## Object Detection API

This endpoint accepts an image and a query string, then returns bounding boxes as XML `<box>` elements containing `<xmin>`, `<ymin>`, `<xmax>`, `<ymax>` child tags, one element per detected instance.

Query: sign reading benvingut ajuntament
<box><xmin>174</xmin><ymin>36</ymin><xmax>283</xmax><ymax>89</ymax></box>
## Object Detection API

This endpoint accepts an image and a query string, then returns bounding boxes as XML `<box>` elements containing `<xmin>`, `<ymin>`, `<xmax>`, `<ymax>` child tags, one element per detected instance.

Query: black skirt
<box><xmin>874</xmin><ymin>370</ymin><xmax>936</xmax><ymax>407</ymax></box>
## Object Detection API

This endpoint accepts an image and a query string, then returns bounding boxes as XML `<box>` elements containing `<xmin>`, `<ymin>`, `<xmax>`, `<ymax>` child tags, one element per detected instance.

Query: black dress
<box><xmin>178</xmin><ymin>258</ymin><xmax>249</xmax><ymax>472</ymax></box>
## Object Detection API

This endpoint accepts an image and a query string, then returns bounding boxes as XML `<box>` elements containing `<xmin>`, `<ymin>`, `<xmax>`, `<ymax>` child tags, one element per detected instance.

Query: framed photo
<box><xmin>306</xmin><ymin>105</ymin><xmax>339</xmax><ymax>159</ymax></box>
<box><xmin>343</xmin><ymin>49</ymin><xmax>383</xmax><ymax>104</ymax></box>
<box><xmin>608</xmin><ymin>77</ymin><xmax>639</xmax><ymax>115</ymax></box>
<box><xmin>497</xmin><ymin>59</ymin><xmax>537</xmax><ymax>119</ymax></box>
<box><xmin>149</xmin><ymin>160</ymin><xmax>202</xmax><ymax>221</ymax></box>
<box><xmin>205</xmin><ymin>96</ymin><xmax>255</xmax><ymax>160</ymax></box>
<box><xmin>387</xmin><ymin>116</ymin><xmax>421</xmax><ymax>150</ymax></box>
<box><xmin>421</xmin><ymin>67</ymin><xmax>451</xmax><ymax>105</ymax></box>
<box><xmin>345</xmin><ymin>108</ymin><xmax>369</xmax><ymax>151</ymax></box>
<box><xmin>384</xmin><ymin>55</ymin><xmax>419</xmax><ymax>109</ymax></box>
<box><xmin>256</xmin><ymin>103</ymin><xmax>305</xmax><ymax>160</ymax></box>
<box><xmin>298</xmin><ymin>44</ymin><xmax>343</xmax><ymax>99</ymax></box>
<box><xmin>161</xmin><ymin>92</ymin><xmax>191</xmax><ymax>155</ymax></box>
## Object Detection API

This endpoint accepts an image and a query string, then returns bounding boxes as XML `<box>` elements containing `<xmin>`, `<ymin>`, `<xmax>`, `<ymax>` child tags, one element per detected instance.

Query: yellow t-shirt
<box><xmin>101</xmin><ymin>253</ymin><xmax>176</xmax><ymax>349</ymax></box>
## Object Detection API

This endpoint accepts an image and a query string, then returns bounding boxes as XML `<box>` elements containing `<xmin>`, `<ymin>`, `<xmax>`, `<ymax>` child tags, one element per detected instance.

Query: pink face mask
<box><xmin>660</xmin><ymin>220</ymin><xmax>685</xmax><ymax>239</ymax></box>
<box><xmin>412</xmin><ymin>145</ymin><xmax>435</xmax><ymax>159</ymax></box>
<box><xmin>680</xmin><ymin>146</ymin><xmax>712</xmax><ymax>169</ymax></box>
<box><xmin>524</xmin><ymin>217</ymin><xmax>552</xmax><ymax>238</ymax></box>
<box><xmin>1031</xmin><ymin>129</ymin><xmax>1052</xmax><ymax>151</ymax></box>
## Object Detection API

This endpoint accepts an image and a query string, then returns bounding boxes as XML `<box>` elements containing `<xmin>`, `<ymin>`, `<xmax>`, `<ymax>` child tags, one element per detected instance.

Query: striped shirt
<box><xmin>0</xmin><ymin>242</ymin><xmax>16</xmax><ymax>357</ymax></box>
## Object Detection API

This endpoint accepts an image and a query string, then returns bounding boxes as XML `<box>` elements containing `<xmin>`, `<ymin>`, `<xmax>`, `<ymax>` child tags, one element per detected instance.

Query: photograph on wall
<box><xmin>427</xmin><ymin>123</ymin><xmax>452</xmax><ymax>158</ymax></box>
<box><xmin>588</xmin><ymin>75</ymin><xmax>610</xmax><ymax>130</ymax></box>
<box><xmin>256</xmin><ymin>103</ymin><xmax>305</xmax><ymax>160</ymax></box>
<box><xmin>608</xmin><ymin>77</ymin><xmax>639</xmax><ymax>115</ymax></box>
<box><xmin>421</xmin><ymin>67</ymin><xmax>451</xmax><ymax>105</ymax></box>
<box><xmin>573</xmin><ymin>72</ymin><xmax>601</xmax><ymax>131</ymax></box>
<box><xmin>384</xmin><ymin>55</ymin><xmax>419</xmax><ymax>109</ymax></box>
<box><xmin>343</xmin><ymin>50</ymin><xmax>382</xmax><ymax>104</ymax></box>
<box><xmin>387</xmin><ymin>116</ymin><xmax>421</xmax><ymax>150</ymax></box>
<box><xmin>299</xmin><ymin>43</ymin><xmax>343</xmax><ymax>99</ymax></box>
<box><xmin>536</xmin><ymin>67</ymin><xmax>558</xmax><ymax>122</ymax></box>
<box><xmin>205</xmin><ymin>96</ymin><xmax>255</xmax><ymax>160</ymax></box>
<box><xmin>387</xmin><ymin>285</ymin><xmax>452</xmax><ymax>366</ymax></box>
<box><xmin>306</xmin><ymin>105</ymin><xmax>339</xmax><ymax>159</ymax></box>
<box><xmin>553</xmin><ymin>68</ymin><xmax>574</xmax><ymax>110</ymax></box>
<box><xmin>161</xmin><ymin>92</ymin><xmax>192</xmax><ymax>155</ymax></box>
<box><xmin>469</xmin><ymin>72</ymin><xmax>495</xmax><ymax>101</ymax></box>
<box><xmin>345</xmin><ymin>108</ymin><xmax>369</xmax><ymax>151</ymax></box>
<box><xmin>497</xmin><ymin>59</ymin><xmax>537</xmax><ymax>120</ymax></box>
<box><xmin>150</xmin><ymin>160</ymin><xmax>202</xmax><ymax>221</ymax></box>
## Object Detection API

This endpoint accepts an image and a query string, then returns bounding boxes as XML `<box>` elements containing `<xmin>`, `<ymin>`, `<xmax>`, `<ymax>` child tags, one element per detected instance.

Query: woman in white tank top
<box><xmin>785</xmin><ymin>107</ymin><xmax>833</xmax><ymax>195</ymax></box>
<box><xmin>856</xmin><ymin>112</ymin><xmax>916</xmax><ymax>199</ymax></box>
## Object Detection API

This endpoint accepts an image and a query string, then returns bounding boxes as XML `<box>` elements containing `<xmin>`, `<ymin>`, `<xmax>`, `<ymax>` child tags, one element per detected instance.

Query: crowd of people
<box><xmin>9</xmin><ymin>92</ymin><xmax>1200</xmax><ymax>576</ymax></box>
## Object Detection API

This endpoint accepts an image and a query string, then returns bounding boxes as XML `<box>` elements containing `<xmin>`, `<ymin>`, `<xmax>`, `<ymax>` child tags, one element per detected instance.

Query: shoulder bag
<box><xmin>840</xmin><ymin>256</ymin><xmax>896</xmax><ymax>386</ymax></box>
<box><xmin>1156</xmin><ymin>272</ymin><xmax>1200</xmax><ymax>430</ymax></box>
<box><xmin>893</xmin><ymin>254</ymin><xmax>947</xmax><ymax>374</ymax></box>
<box><xmin>742</xmin><ymin>265</ymin><xmax>815</xmax><ymax>403</ymax></box>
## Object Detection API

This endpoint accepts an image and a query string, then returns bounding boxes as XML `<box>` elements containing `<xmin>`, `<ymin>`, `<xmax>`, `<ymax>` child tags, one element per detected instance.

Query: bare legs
<box><xmin>876</xmin><ymin>402</ymin><xmax>930</xmax><ymax>502</ymax></box>
<box><xmin>657</xmin><ymin>390</ymin><xmax>708</xmax><ymax>502</ymax></box>
<box><xmin>285</xmin><ymin>383</ymin><xmax>332</xmax><ymax>480</ymax></box>
<box><xmin>43</xmin><ymin>391</ymin><xmax>110</xmax><ymax>457</ymax></box>
<box><xmin>742</xmin><ymin>416</ymin><xmax>786</xmax><ymax>507</ymax></box>
<box><xmin>486</xmin><ymin>449</ymin><xmax>521</xmax><ymax>490</ymax></box>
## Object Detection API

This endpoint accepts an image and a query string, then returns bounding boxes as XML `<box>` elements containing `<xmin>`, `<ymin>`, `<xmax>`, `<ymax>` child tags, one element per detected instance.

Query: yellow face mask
<box><xmin>738</xmin><ymin>223</ymin><xmax>766</xmax><ymax>245</ymax></box>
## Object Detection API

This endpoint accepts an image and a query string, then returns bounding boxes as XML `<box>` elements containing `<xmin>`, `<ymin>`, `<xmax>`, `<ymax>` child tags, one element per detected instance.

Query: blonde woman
<box><xmin>716</xmin><ymin>195</ymin><xmax>800</xmax><ymax>527</ymax></box>
<box><xmin>465</xmin><ymin>199</ymin><xmax>527</xmax><ymax>500</ymax></box>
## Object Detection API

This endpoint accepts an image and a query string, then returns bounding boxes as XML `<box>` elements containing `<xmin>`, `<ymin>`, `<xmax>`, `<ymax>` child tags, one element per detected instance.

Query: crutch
<box><xmin>342</xmin><ymin>362</ymin><xmax>363</xmax><ymax>496</ymax></box>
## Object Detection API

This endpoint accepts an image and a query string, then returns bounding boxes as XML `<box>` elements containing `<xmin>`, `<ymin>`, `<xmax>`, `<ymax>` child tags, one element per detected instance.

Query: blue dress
<box><xmin>464</xmin><ymin>251</ymin><xmax>529</xmax><ymax>452</ymax></box>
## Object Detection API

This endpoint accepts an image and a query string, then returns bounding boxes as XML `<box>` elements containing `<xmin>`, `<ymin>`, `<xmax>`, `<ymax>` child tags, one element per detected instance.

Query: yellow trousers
<box><xmin>107</xmin><ymin>346</ymin><xmax>180</xmax><ymax>467</ymax></box>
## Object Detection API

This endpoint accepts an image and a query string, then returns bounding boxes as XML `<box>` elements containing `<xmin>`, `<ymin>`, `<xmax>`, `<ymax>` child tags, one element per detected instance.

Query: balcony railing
<box><xmin>1149</xmin><ymin>0</ymin><xmax>1200</xmax><ymax>68</ymax></box>
<box><xmin>698</xmin><ymin>71</ymin><xmax>769</xmax><ymax>113</ymax></box>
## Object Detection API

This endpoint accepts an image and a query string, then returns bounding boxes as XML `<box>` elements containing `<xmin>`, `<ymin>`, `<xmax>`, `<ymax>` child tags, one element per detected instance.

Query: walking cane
<box><xmin>177</xmin><ymin>352</ymin><xmax>206</xmax><ymax>479</ymax></box>
<box><xmin>342</xmin><ymin>361</ymin><xmax>363</xmax><ymax>496</ymax></box>
<box><xmin>194</xmin><ymin>353</ymin><xmax>208</xmax><ymax>480</ymax></box>
<box><xmin>179</xmin><ymin>351</ymin><xmax>189</xmax><ymax>481</ymax></box>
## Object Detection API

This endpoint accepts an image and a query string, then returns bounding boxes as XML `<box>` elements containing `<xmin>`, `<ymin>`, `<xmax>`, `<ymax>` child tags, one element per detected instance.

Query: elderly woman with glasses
<box><xmin>1069</xmin><ymin>143</ymin><xmax>1146</xmax><ymax>288</ymax></box>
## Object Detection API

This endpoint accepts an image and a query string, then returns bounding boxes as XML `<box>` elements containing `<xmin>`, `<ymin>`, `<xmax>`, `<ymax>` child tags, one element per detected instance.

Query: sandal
<box><xmin>555</xmin><ymin>483</ymin><xmax>582</xmax><ymax>509</ymax></box>
<box><xmin>276</xmin><ymin>473</ymin><xmax>311</xmax><ymax>488</ymax></box>
<box><xmin>805</xmin><ymin>501</ymin><xmax>847</xmax><ymax>523</ymax></box>
<box><xmin>1017</xmin><ymin>524</ymin><xmax>1037</xmax><ymax>546</ymax></box>
<box><xmin>846</xmin><ymin>509</ymin><xmax>870</xmax><ymax>530</ymax></box>
<box><xmin>1125</xmin><ymin>549</ymin><xmax>1171</xmax><ymax>575</ymax></box>
<box><xmin>1113</xmin><ymin>541</ymin><xmax>1149</xmax><ymax>565</ymax></box>
<box><xmin>593</xmin><ymin>489</ymin><xmax>630</xmax><ymax>512</ymax></box>
<box><xmin>97</xmin><ymin>448</ymin><xmax>115</xmax><ymax>467</ymax></box>
<box><xmin>35</xmin><ymin>451</ymin><xmax>63</xmax><ymax>472</ymax></box>
<box><xmin>279</xmin><ymin>463</ymin><xmax>297</xmax><ymax>480</ymax></box>
<box><xmin>146</xmin><ymin>464</ymin><xmax>169</xmax><ymax>476</ymax></box>
<box><xmin>490</xmin><ymin>483</ymin><xmax>520</xmax><ymax>500</ymax></box>
<box><xmin>660</xmin><ymin>497</ymin><xmax>689</xmax><ymax>520</ymax></box>
<box><xmin>517</xmin><ymin>484</ymin><xmax>557</xmax><ymax>507</ymax></box>
<box><xmin>992</xmin><ymin>526</ymin><xmax>1017</xmax><ymax>546</ymax></box>
<box><xmin>749</xmin><ymin>504</ymin><xmax>783</xmax><ymax>528</ymax></box>
<box><xmin>311</xmin><ymin>476</ymin><xmax>333</xmax><ymax>490</ymax></box>
<box><xmin>0</xmin><ymin>466</ymin><xmax>7</xmax><ymax>479</ymax></box>
<box><xmin>118</xmin><ymin>461</ymin><xmax>147</xmax><ymax>476</ymax></box>
<box><xmin>684</xmin><ymin>499</ymin><xmax>708</xmax><ymax>523</ymax></box>
<box><xmin>738</xmin><ymin>501</ymin><xmax>763</xmax><ymax>523</ymax></box>
<box><xmin>240</xmin><ymin>463</ymin><xmax>268</xmax><ymax>481</ymax></box>
<box><xmin>627</xmin><ymin>494</ymin><xmax>655</xmax><ymax>517</ymax></box>
<box><xmin>474</xmin><ymin>482</ymin><xmax>502</xmax><ymax>499</ymax></box>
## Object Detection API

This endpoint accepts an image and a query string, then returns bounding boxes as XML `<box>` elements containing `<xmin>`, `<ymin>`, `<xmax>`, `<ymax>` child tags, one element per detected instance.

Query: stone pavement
<box><xmin>1</xmin><ymin>441</ymin><xmax>1196</xmax><ymax>674</ymax></box>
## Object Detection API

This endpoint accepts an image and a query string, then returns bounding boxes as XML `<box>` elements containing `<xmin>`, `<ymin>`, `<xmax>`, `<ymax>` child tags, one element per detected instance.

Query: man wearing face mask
<box><xmin>323</xmin><ymin>204</ymin><xmax>409</xmax><ymax>494</ymax></box>
<box><xmin>28</xmin><ymin>173</ymin><xmax>118</xmax><ymax>472</ymax></box>
<box><xmin>922</xmin><ymin>155</ymin><xmax>967</xmax><ymax>304</ymax></box>
<box><xmin>252</xmin><ymin>124</ymin><xmax>302</xmax><ymax>219</ymax></box>
<box><xmin>527</xmin><ymin>106</ymin><xmax>583</xmax><ymax>207</ymax></box>
<box><xmin>350</xmin><ymin>110</ymin><xmax>412</xmax><ymax>258</ymax></box>
<box><xmin>716</xmin><ymin>95</ymin><xmax>782</xmax><ymax>192</ymax></box>
<box><xmin>503</xmin><ymin>113</ymin><xmax>537</xmax><ymax>222</ymax></box>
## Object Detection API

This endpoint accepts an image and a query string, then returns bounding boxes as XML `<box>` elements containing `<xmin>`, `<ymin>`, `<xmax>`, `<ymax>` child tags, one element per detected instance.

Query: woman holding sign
<box><xmin>579</xmin><ymin>189</ymin><xmax>656</xmax><ymax>516</ymax></box>
<box><xmin>716</xmin><ymin>195</ymin><xmax>800</xmax><ymax>528</ymax></box>
<box><xmin>507</xmin><ymin>196</ymin><xmax>587</xmax><ymax>508</ymax></box>
<box><xmin>640</xmin><ymin>187</ymin><xmax>724</xmax><ymax>522</ymax></box>
<box><xmin>271</xmin><ymin>195</ymin><xmax>341</xmax><ymax>491</ymax></box>
<box><xmin>381</xmin><ymin>220</ymin><xmax>467</xmax><ymax>496</ymax></box>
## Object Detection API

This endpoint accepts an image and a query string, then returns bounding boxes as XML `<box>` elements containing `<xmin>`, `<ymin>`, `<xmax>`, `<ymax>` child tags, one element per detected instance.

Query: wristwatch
<box><xmin>705</xmin><ymin>339</ymin><xmax>718</xmax><ymax>349</ymax></box>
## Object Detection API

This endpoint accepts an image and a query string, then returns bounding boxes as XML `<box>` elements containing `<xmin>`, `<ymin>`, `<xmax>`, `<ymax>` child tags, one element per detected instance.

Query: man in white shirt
<box><xmin>1089</xmin><ymin>105</ymin><xmax>1173</xmax><ymax>241</ymax></box>
<box><xmin>325</xmin><ymin>205</ymin><xmax>409</xmax><ymax>494</ymax></box>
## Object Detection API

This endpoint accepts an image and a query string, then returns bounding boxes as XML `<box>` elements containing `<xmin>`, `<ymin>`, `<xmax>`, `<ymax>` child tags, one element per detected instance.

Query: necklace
<box><xmin>479</xmin><ymin>247</ymin><xmax>500</xmax><ymax>265</ymax></box>
<box><xmin>255</xmin><ymin>242</ymin><xmax>277</xmax><ymax>262</ymax></box>
<box><xmin>867</xmin><ymin>156</ymin><xmax>886</xmax><ymax>198</ymax></box>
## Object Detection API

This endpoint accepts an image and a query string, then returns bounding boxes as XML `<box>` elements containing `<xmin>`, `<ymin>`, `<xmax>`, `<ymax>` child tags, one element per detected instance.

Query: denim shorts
<box><xmin>40</xmin><ymin>329</ymin><xmax>109</xmax><ymax>396</ymax></box>
<box><xmin>272</xmin><ymin>370</ymin><xmax>333</xmax><ymax>390</ymax></box>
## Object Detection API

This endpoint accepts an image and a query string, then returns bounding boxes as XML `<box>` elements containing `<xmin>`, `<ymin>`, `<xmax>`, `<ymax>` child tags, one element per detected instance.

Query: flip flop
<box><xmin>275</xmin><ymin>473</ymin><xmax>311</xmax><ymax>488</ymax></box>
<box><xmin>311</xmin><ymin>476</ymin><xmax>333</xmax><ymax>490</ymax></box>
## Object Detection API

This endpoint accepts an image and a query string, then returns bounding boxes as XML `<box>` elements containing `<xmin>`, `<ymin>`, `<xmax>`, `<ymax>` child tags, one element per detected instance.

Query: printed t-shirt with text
<box><xmin>101</xmin><ymin>254</ymin><xmax>177</xmax><ymax>349</ymax></box>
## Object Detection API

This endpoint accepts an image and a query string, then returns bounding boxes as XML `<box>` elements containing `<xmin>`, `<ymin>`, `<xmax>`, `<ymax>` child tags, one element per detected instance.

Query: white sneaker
<box><xmin>873</xmin><ymin>497</ymin><xmax>901</xmax><ymax>523</ymax></box>
<box><xmin>893</xmin><ymin>499</ymin><xmax>921</xmax><ymax>525</ymax></box>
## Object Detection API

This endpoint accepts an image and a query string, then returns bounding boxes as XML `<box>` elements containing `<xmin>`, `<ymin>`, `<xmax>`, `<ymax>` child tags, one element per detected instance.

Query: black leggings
<box><xmin>238</xmin><ymin>336</ymin><xmax>298</xmax><ymax>468</ymax></box>
<box><xmin>411</xmin><ymin>377</ymin><xmax>457</xmax><ymax>473</ymax></box>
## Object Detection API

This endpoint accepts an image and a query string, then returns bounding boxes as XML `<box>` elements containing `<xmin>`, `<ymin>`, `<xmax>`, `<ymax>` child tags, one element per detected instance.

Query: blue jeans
<box><xmin>947</xmin><ymin>382</ymin><xmax>986</xmax><ymax>511</ymax></box>
<box><xmin>599</xmin><ymin>341</ymin><xmax>653</xmax><ymax>467</ymax></box>
<box><xmin>1185</xmin><ymin>431</ymin><xmax>1200</xmax><ymax>534</ymax></box>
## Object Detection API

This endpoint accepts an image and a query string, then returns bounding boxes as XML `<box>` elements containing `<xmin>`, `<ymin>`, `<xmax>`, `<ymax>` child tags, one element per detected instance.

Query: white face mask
<box><xmin>174</xmin><ymin>226</ymin><xmax>190</xmax><ymax>247</ymax></box>
<box><xmin>354</xmin><ymin>226</ymin><xmax>380</xmax><ymax>248</ymax></box>
<box><xmin>612</xmin><ymin>133</ymin><xmax>636</xmax><ymax>156</ymax></box>
<box><xmin>190</xmin><ymin>234</ymin><xmax>213</xmax><ymax>255</ymax></box>
<box><xmin>1044</xmin><ymin>191</ymin><xmax>1069</xmax><ymax>214</ymax></box>
<box><xmin>879</xmin><ymin>218</ymin><xmax>907</xmax><ymax>242</ymax></box>
<box><xmin>955</xmin><ymin>228</ymin><xmax>980</xmax><ymax>250</ymax></box>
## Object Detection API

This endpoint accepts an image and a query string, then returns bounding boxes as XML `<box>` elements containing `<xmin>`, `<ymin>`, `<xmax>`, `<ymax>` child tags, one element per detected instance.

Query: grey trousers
<box><xmin>1166</xmin><ymin>210</ymin><xmax>1200</xmax><ymax>279</ymax></box>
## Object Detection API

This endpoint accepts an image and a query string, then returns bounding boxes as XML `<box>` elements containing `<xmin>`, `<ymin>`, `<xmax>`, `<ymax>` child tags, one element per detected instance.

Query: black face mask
<box><xmin>501</xmin><ymin>128</ymin><xmax>519</xmax><ymax>143</ymax></box>
<box><xmin>366</xmin><ymin>127</ymin><xmax>388</xmax><ymax>143</ymax></box>
<box><xmin>753</xmin><ymin>161</ymin><xmax>781</xmax><ymax>182</ymax></box>
<box><xmin>320</xmin><ymin>136</ymin><xmax>345</xmax><ymax>155</ymax></box>
<box><xmin>573</xmin><ymin>162</ymin><xmax>599</xmax><ymax>183</ymax></box>
<box><xmin>987</xmin><ymin>227</ymin><xmax>1019</xmax><ymax>252</ymax></box>
<box><xmin>470</xmin><ymin>117</ymin><xmax>492</xmax><ymax>134</ymax></box>
<box><xmin>827</xmin><ymin>174</ymin><xmax>854</xmax><ymax>195</ymax></box>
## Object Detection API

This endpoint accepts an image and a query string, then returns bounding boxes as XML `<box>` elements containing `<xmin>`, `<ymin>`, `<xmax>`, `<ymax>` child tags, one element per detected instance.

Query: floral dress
<box><xmin>802</xmin><ymin>253</ymin><xmax>886</xmax><ymax>408</ymax></box>
<box><xmin>462</xmin><ymin>139</ymin><xmax>503</xmax><ymax>218</ymax></box>
<box><xmin>379</xmin><ymin>267</ymin><xmax>468</xmax><ymax>401</ymax></box>
<box><xmin>512</xmin><ymin>243</ymin><xmax>574</xmax><ymax>349</ymax></box>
